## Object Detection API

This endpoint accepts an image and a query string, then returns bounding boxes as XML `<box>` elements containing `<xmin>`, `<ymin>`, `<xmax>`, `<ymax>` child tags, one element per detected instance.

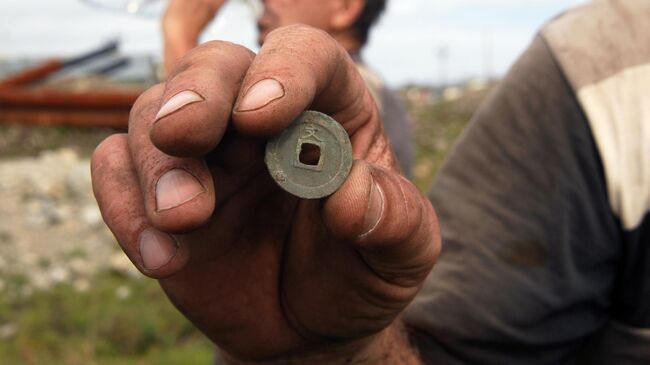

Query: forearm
<box><xmin>163</xmin><ymin>32</ymin><xmax>197</xmax><ymax>76</ymax></box>
<box><xmin>220</xmin><ymin>322</ymin><xmax>422</xmax><ymax>365</ymax></box>
<box><xmin>162</xmin><ymin>0</ymin><xmax>224</xmax><ymax>75</ymax></box>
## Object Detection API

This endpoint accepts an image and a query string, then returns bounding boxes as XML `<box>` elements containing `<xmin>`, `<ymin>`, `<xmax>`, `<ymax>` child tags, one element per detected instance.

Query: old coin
<box><xmin>265</xmin><ymin>111</ymin><xmax>353</xmax><ymax>199</ymax></box>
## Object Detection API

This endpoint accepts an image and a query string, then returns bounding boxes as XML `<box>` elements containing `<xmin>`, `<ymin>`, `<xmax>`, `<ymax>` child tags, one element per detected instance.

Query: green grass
<box><xmin>408</xmin><ymin>91</ymin><xmax>486</xmax><ymax>191</ymax></box>
<box><xmin>0</xmin><ymin>272</ymin><xmax>214</xmax><ymax>365</ymax></box>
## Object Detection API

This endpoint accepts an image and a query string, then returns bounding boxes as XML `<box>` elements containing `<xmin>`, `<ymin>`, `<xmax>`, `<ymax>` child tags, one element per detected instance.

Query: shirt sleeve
<box><xmin>402</xmin><ymin>35</ymin><xmax>621</xmax><ymax>364</ymax></box>
<box><xmin>355</xmin><ymin>61</ymin><xmax>414</xmax><ymax>178</ymax></box>
<box><xmin>378</xmin><ymin>87</ymin><xmax>414</xmax><ymax>179</ymax></box>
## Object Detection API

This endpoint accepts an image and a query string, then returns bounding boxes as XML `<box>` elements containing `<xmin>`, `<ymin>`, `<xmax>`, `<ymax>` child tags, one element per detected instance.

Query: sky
<box><xmin>0</xmin><ymin>0</ymin><xmax>588</xmax><ymax>87</ymax></box>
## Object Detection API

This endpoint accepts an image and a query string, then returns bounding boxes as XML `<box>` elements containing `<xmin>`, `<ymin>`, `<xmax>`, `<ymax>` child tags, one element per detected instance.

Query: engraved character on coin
<box><xmin>265</xmin><ymin>111</ymin><xmax>353</xmax><ymax>199</ymax></box>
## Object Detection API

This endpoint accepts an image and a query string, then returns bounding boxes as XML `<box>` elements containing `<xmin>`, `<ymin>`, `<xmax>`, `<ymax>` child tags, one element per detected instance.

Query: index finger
<box><xmin>129</xmin><ymin>42</ymin><xmax>255</xmax><ymax>233</ymax></box>
<box><xmin>232</xmin><ymin>25</ymin><xmax>391</xmax><ymax>167</ymax></box>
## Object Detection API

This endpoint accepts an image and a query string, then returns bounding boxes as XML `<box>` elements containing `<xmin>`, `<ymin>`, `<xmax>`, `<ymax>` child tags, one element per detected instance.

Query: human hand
<box><xmin>92</xmin><ymin>25</ymin><xmax>440</xmax><ymax>364</ymax></box>
<box><xmin>162</xmin><ymin>0</ymin><xmax>226</xmax><ymax>75</ymax></box>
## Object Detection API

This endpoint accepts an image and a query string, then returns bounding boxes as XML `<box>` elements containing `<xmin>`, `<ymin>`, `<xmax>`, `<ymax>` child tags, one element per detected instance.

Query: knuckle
<box><xmin>267</xmin><ymin>24</ymin><xmax>341</xmax><ymax>59</ymax></box>
<box><xmin>391</xmin><ymin>175</ymin><xmax>424</xmax><ymax>243</ymax></box>
<box><xmin>263</xmin><ymin>25</ymin><xmax>344</xmax><ymax>87</ymax></box>
<box><xmin>173</xmin><ymin>40</ymin><xmax>254</xmax><ymax>77</ymax></box>
<box><xmin>200</xmin><ymin>40</ymin><xmax>255</xmax><ymax>59</ymax></box>
<box><xmin>129</xmin><ymin>83</ymin><xmax>165</xmax><ymax>130</ymax></box>
<box><xmin>272</xmin><ymin>23</ymin><xmax>333</xmax><ymax>44</ymax></box>
<box><xmin>91</xmin><ymin>134</ymin><xmax>127</xmax><ymax>178</ymax></box>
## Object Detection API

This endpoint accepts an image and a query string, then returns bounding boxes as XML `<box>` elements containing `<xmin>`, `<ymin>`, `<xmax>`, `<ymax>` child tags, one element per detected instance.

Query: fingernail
<box><xmin>139</xmin><ymin>229</ymin><xmax>178</xmax><ymax>270</ymax></box>
<box><xmin>361</xmin><ymin>179</ymin><xmax>384</xmax><ymax>237</ymax></box>
<box><xmin>236</xmin><ymin>78</ymin><xmax>285</xmax><ymax>112</ymax></box>
<box><xmin>156</xmin><ymin>169</ymin><xmax>205</xmax><ymax>211</ymax></box>
<box><xmin>155</xmin><ymin>90</ymin><xmax>204</xmax><ymax>121</ymax></box>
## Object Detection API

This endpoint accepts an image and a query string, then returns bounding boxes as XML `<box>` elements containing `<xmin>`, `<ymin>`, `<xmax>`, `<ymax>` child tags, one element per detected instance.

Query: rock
<box><xmin>65</xmin><ymin>163</ymin><xmax>93</xmax><ymax>200</ymax></box>
<box><xmin>68</xmin><ymin>257</ymin><xmax>92</xmax><ymax>276</ymax></box>
<box><xmin>115</xmin><ymin>285</ymin><xmax>132</xmax><ymax>300</ymax></box>
<box><xmin>25</xmin><ymin>199</ymin><xmax>65</xmax><ymax>227</ymax></box>
<box><xmin>109</xmin><ymin>252</ymin><xmax>140</xmax><ymax>277</ymax></box>
<box><xmin>0</xmin><ymin>231</ymin><xmax>11</xmax><ymax>244</ymax></box>
<box><xmin>0</xmin><ymin>323</ymin><xmax>17</xmax><ymax>340</ymax></box>
<box><xmin>48</xmin><ymin>266</ymin><xmax>70</xmax><ymax>284</ymax></box>
<box><xmin>73</xmin><ymin>278</ymin><xmax>91</xmax><ymax>293</ymax></box>
<box><xmin>31</xmin><ymin>271</ymin><xmax>52</xmax><ymax>291</ymax></box>
<box><xmin>80</xmin><ymin>204</ymin><xmax>103</xmax><ymax>227</ymax></box>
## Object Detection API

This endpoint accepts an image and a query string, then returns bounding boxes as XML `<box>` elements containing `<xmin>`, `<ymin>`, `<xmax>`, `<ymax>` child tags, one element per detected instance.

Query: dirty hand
<box><xmin>162</xmin><ymin>0</ymin><xmax>225</xmax><ymax>75</ymax></box>
<box><xmin>92</xmin><ymin>25</ymin><xmax>440</xmax><ymax>364</ymax></box>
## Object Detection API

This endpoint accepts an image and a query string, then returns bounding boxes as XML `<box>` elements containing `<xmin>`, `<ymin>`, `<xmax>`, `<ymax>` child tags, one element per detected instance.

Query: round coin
<box><xmin>265</xmin><ymin>111</ymin><xmax>353</xmax><ymax>199</ymax></box>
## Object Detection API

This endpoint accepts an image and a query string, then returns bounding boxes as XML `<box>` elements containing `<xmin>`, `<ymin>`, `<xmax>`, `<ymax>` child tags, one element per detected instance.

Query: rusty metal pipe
<box><xmin>0</xmin><ymin>107</ymin><xmax>129</xmax><ymax>129</ymax></box>
<box><xmin>0</xmin><ymin>89</ymin><xmax>142</xmax><ymax>109</ymax></box>
<box><xmin>0</xmin><ymin>60</ymin><xmax>63</xmax><ymax>89</ymax></box>
<box><xmin>0</xmin><ymin>40</ymin><xmax>120</xmax><ymax>88</ymax></box>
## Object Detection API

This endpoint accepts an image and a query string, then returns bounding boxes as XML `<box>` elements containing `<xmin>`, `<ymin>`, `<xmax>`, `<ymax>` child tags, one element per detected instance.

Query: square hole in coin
<box><xmin>299</xmin><ymin>143</ymin><xmax>321</xmax><ymax>166</ymax></box>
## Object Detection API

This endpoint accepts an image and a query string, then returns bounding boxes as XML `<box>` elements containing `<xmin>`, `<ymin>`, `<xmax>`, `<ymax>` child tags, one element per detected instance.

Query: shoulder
<box><xmin>543</xmin><ymin>0</ymin><xmax>650</xmax><ymax>231</ymax></box>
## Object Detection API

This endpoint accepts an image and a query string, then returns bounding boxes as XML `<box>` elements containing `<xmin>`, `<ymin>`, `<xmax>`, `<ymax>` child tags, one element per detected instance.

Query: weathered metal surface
<box><xmin>0</xmin><ymin>89</ymin><xmax>140</xmax><ymax>109</ymax></box>
<box><xmin>0</xmin><ymin>60</ymin><xmax>63</xmax><ymax>89</ymax></box>
<box><xmin>0</xmin><ymin>108</ymin><xmax>129</xmax><ymax>129</ymax></box>
<box><xmin>0</xmin><ymin>40</ymin><xmax>141</xmax><ymax>129</ymax></box>
<box><xmin>265</xmin><ymin>111</ymin><xmax>352</xmax><ymax>199</ymax></box>
<box><xmin>0</xmin><ymin>40</ymin><xmax>119</xmax><ymax>89</ymax></box>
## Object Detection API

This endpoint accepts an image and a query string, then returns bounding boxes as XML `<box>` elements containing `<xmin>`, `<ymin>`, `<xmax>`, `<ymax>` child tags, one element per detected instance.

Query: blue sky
<box><xmin>0</xmin><ymin>0</ymin><xmax>588</xmax><ymax>87</ymax></box>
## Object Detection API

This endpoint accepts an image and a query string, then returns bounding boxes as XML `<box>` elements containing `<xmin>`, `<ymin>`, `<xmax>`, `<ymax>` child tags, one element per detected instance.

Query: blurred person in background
<box><xmin>403</xmin><ymin>0</ymin><xmax>650</xmax><ymax>363</ymax></box>
<box><xmin>162</xmin><ymin>0</ymin><xmax>413</xmax><ymax>177</ymax></box>
<box><xmin>92</xmin><ymin>0</ymin><xmax>649</xmax><ymax>364</ymax></box>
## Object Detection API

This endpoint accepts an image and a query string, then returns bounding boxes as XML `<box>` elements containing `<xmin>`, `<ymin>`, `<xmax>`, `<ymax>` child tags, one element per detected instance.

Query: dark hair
<box><xmin>352</xmin><ymin>0</ymin><xmax>387</xmax><ymax>45</ymax></box>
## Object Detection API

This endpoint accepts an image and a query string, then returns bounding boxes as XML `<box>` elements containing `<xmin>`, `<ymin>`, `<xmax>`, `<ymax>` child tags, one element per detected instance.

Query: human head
<box><xmin>257</xmin><ymin>0</ymin><xmax>387</xmax><ymax>53</ymax></box>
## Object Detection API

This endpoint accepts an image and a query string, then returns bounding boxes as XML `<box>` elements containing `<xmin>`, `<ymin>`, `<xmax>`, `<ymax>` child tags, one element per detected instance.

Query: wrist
<box><xmin>221</xmin><ymin>323</ymin><xmax>422</xmax><ymax>365</ymax></box>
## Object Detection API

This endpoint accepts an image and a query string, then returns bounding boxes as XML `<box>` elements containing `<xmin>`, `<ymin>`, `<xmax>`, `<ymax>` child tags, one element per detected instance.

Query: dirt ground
<box><xmin>0</xmin><ymin>125</ymin><xmax>137</xmax><ymax>293</ymax></box>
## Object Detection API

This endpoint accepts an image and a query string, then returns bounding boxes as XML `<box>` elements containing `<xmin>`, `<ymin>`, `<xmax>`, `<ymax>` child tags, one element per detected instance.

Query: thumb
<box><xmin>323</xmin><ymin>160</ymin><xmax>441</xmax><ymax>287</ymax></box>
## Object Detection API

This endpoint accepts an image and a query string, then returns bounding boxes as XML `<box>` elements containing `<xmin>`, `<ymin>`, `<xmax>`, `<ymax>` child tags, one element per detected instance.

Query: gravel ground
<box><xmin>0</xmin><ymin>124</ymin><xmax>116</xmax><ymax>158</ymax></box>
<box><xmin>0</xmin><ymin>147</ymin><xmax>138</xmax><ymax>293</ymax></box>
